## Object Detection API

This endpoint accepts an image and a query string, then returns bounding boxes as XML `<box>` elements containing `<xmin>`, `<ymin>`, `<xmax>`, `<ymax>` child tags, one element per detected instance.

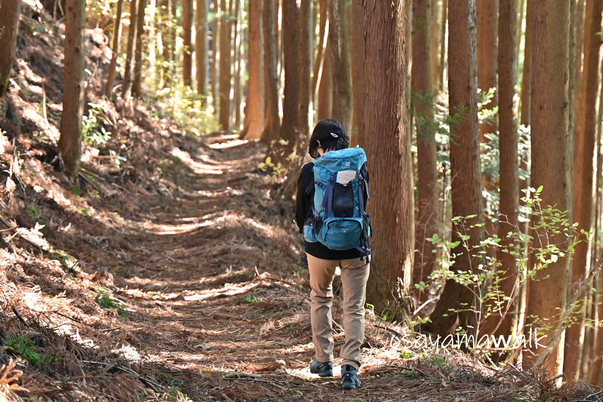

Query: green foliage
<box><xmin>258</xmin><ymin>156</ymin><xmax>285</xmax><ymax>177</ymax></box>
<box><xmin>95</xmin><ymin>289</ymin><xmax>128</xmax><ymax>317</ymax></box>
<box><xmin>240</xmin><ymin>294</ymin><xmax>262</xmax><ymax>304</ymax></box>
<box><xmin>422</xmin><ymin>187</ymin><xmax>583</xmax><ymax>337</ymax></box>
<box><xmin>83</xmin><ymin>103</ymin><xmax>111</xmax><ymax>146</ymax></box>
<box><xmin>399</xmin><ymin>349</ymin><xmax>413</xmax><ymax>359</ymax></box>
<box><xmin>5</xmin><ymin>334</ymin><xmax>43</xmax><ymax>365</ymax></box>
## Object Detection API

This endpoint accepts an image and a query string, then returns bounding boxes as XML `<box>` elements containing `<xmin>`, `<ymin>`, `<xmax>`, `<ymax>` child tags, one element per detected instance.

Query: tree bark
<box><xmin>240</xmin><ymin>0</ymin><xmax>264</xmax><ymax>140</ymax></box>
<box><xmin>438</xmin><ymin>0</ymin><xmax>447</xmax><ymax>86</ymax></box>
<box><xmin>476</xmin><ymin>0</ymin><xmax>498</xmax><ymax>141</ymax></box>
<box><xmin>480</xmin><ymin>0</ymin><xmax>520</xmax><ymax>339</ymax></box>
<box><xmin>564</xmin><ymin>0</ymin><xmax>602</xmax><ymax>381</ymax></box>
<box><xmin>260</xmin><ymin>0</ymin><xmax>280</xmax><ymax>144</ymax></box>
<box><xmin>122</xmin><ymin>0</ymin><xmax>138</xmax><ymax>96</ymax></box>
<box><xmin>182</xmin><ymin>0</ymin><xmax>193</xmax><ymax>86</ymax></box>
<box><xmin>350</xmin><ymin>0</ymin><xmax>364</xmax><ymax>146</ymax></box>
<box><xmin>132</xmin><ymin>0</ymin><xmax>147</xmax><ymax>98</ymax></box>
<box><xmin>272</xmin><ymin>0</ymin><xmax>299</xmax><ymax>163</ymax></box>
<box><xmin>356</xmin><ymin>0</ymin><xmax>414</xmax><ymax>315</ymax></box>
<box><xmin>328</xmin><ymin>0</ymin><xmax>352</xmax><ymax>132</ymax></box>
<box><xmin>0</xmin><ymin>0</ymin><xmax>21</xmax><ymax>97</ymax></box>
<box><xmin>411</xmin><ymin>0</ymin><xmax>439</xmax><ymax>308</ymax></box>
<box><xmin>58</xmin><ymin>0</ymin><xmax>86</xmax><ymax>181</ymax></box>
<box><xmin>297</xmin><ymin>0</ymin><xmax>312</xmax><ymax>152</ymax></box>
<box><xmin>426</xmin><ymin>0</ymin><xmax>483</xmax><ymax>337</ymax></box>
<box><xmin>105</xmin><ymin>0</ymin><xmax>124</xmax><ymax>97</ymax></box>
<box><xmin>312</xmin><ymin>0</ymin><xmax>328</xmax><ymax>104</ymax></box>
<box><xmin>196</xmin><ymin>0</ymin><xmax>208</xmax><ymax>96</ymax></box>
<box><xmin>219</xmin><ymin>0</ymin><xmax>232</xmax><ymax>130</ymax></box>
<box><xmin>524</xmin><ymin>0</ymin><xmax>570</xmax><ymax>378</ymax></box>
<box><xmin>316</xmin><ymin>2</ymin><xmax>332</xmax><ymax>121</ymax></box>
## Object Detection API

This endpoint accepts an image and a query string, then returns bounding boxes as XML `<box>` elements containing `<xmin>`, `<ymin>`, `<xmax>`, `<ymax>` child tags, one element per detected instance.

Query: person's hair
<box><xmin>308</xmin><ymin>119</ymin><xmax>350</xmax><ymax>159</ymax></box>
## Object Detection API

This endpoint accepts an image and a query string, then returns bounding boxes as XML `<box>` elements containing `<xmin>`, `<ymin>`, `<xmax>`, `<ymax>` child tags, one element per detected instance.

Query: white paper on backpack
<box><xmin>336</xmin><ymin>170</ymin><xmax>356</xmax><ymax>185</ymax></box>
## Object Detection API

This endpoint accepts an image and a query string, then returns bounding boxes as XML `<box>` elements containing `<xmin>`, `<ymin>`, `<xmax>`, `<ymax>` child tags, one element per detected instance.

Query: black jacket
<box><xmin>295</xmin><ymin>161</ymin><xmax>369</xmax><ymax>260</ymax></box>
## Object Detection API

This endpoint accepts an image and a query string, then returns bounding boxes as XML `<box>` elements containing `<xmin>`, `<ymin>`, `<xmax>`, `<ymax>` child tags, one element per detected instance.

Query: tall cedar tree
<box><xmin>476</xmin><ymin>0</ymin><xmax>498</xmax><ymax>141</ymax></box>
<box><xmin>564</xmin><ymin>0</ymin><xmax>602</xmax><ymax>381</ymax></box>
<box><xmin>297</xmin><ymin>0</ymin><xmax>312</xmax><ymax>154</ymax></box>
<box><xmin>233</xmin><ymin>0</ymin><xmax>243</xmax><ymax>128</ymax></box>
<box><xmin>411</xmin><ymin>0</ymin><xmax>440</xmax><ymax>307</ymax></box>
<box><xmin>328</xmin><ymin>0</ymin><xmax>352</xmax><ymax>132</ymax></box>
<box><xmin>240</xmin><ymin>0</ymin><xmax>264</xmax><ymax>140</ymax></box>
<box><xmin>105</xmin><ymin>0</ymin><xmax>124</xmax><ymax>96</ymax></box>
<box><xmin>58</xmin><ymin>0</ymin><xmax>86</xmax><ymax>180</ymax></box>
<box><xmin>260</xmin><ymin>0</ymin><xmax>280</xmax><ymax>145</ymax></box>
<box><xmin>480</xmin><ymin>0</ymin><xmax>520</xmax><ymax>339</ymax></box>
<box><xmin>426</xmin><ymin>0</ymin><xmax>484</xmax><ymax>337</ymax></box>
<box><xmin>122</xmin><ymin>0</ymin><xmax>137</xmax><ymax>96</ymax></box>
<box><xmin>350</xmin><ymin>0</ymin><xmax>365</xmax><ymax>146</ymax></box>
<box><xmin>356</xmin><ymin>0</ymin><xmax>414</xmax><ymax>314</ymax></box>
<box><xmin>525</xmin><ymin>0</ymin><xmax>570</xmax><ymax>378</ymax></box>
<box><xmin>273</xmin><ymin>0</ymin><xmax>300</xmax><ymax>164</ymax></box>
<box><xmin>211</xmin><ymin>0</ymin><xmax>219</xmax><ymax>113</ymax></box>
<box><xmin>573</xmin><ymin>0</ymin><xmax>586</xmax><ymax>139</ymax></box>
<box><xmin>219</xmin><ymin>0</ymin><xmax>232</xmax><ymax>130</ymax></box>
<box><xmin>132</xmin><ymin>0</ymin><xmax>146</xmax><ymax>98</ymax></box>
<box><xmin>312</xmin><ymin>0</ymin><xmax>328</xmax><ymax>106</ymax></box>
<box><xmin>159</xmin><ymin>0</ymin><xmax>173</xmax><ymax>84</ymax></box>
<box><xmin>0</xmin><ymin>0</ymin><xmax>21</xmax><ymax>97</ymax></box>
<box><xmin>182</xmin><ymin>0</ymin><xmax>193</xmax><ymax>86</ymax></box>
<box><xmin>316</xmin><ymin>0</ymin><xmax>332</xmax><ymax>121</ymax></box>
<box><xmin>196</xmin><ymin>0</ymin><xmax>208</xmax><ymax>96</ymax></box>
<box><xmin>430</xmin><ymin>0</ymin><xmax>439</xmax><ymax>89</ymax></box>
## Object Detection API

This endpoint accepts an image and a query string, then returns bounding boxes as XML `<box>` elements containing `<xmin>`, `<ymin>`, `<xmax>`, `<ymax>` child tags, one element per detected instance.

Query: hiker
<box><xmin>295</xmin><ymin>119</ymin><xmax>371</xmax><ymax>390</ymax></box>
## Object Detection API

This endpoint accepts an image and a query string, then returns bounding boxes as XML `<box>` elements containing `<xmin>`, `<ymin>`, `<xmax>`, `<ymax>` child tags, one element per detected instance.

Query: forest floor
<box><xmin>0</xmin><ymin>1</ymin><xmax>601</xmax><ymax>401</ymax></box>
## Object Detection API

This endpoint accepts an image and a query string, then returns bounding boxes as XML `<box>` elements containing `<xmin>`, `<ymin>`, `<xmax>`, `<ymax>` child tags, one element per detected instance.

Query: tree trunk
<box><xmin>438</xmin><ymin>0</ymin><xmax>447</xmax><ymax>86</ymax></box>
<box><xmin>356</xmin><ymin>0</ymin><xmax>413</xmax><ymax>315</ymax></box>
<box><xmin>312</xmin><ymin>0</ymin><xmax>328</xmax><ymax>104</ymax></box>
<box><xmin>328</xmin><ymin>0</ymin><xmax>352</xmax><ymax>132</ymax></box>
<box><xmin>573</xmin><ymin>0</ymin><xmax>586</xmax><ymax>141</ymax></box>
<box><xmin>0</xmin><ymin>0</ymin><xmax>21</xmax><ymax>97</ymax></box>
<box><xmin>122</xmin><ymin>0</ymin><xmax>138</xmax><ymax>96</ymax></box>
<box><xmin>240</xmin><ymin>0</ymin><xmax>264</xmax><ymax>140</ymax></box>
<box><xmin>271</xmin><ymin>0</ymin><xmax>299</xmax><ymax>163</ymax></box>
<box><xmin>219</xmin><ymin>0</ymin><xmax>232</xmax><ymax>130</ymax></box>
<box><xmin>411</xmin><ymin>0</ymin><xmax>439</xmax><ymax>308</ymax></box>
<box><xmin>525</xmin><ymin>0</ymin><xmax>570</xmax><ymax>378</ymax></box>
<box><xmin>58</xmin><ymin>0</ymin><xmax>86</xmax><ymax>181</ymax></box>
<box><xmin>260</xmin><ymin>0</ymin><xmax>280</xmax><ymax>144</ymax></box>
<box><xmin>316</xmin><ymin>3</ymin><xmax>332</xmax><ymax>121</ymax></box>
<box><xmin>182</xmin><ymin>0</ymin><xmax>193</xmax><ymax>86</ymax></box>
<box><xmin>195</xmin><ymin>0</ymin><xmax>208</xmax><ymax>96</ymax></box>
<box><xmin>476</xmin><ymin>0</ymin><xmax>498</xmax><ymax>141</ymax></box>
<box><xmin>426</xmin><ymin>0</ymin><xmax>483</xmax><ymax>337</ymax></box>
<box><xmin>297</xmin><ymin>0</ymin><xmax>312</xmax><ymax>152</ymax></box>
<box><xmin>211</xmin><ymin>0</ymin><xmax>219</xmax><ymax>113</ymax></box>
<box><xmin>105</xmin><ymin>0</ymin><xmax>124</xmax><ymax>97</ymax></box>
<box><xmin>350</xmin><ymin>0</ymin><xmax>364</xmax><ymax>146</ymax></box>
<box><xmin>233</xmin><ymin>0</ymin><xmax>243</xmax><ymax>129</ymax></box>
<box><xmin>430</xmin><ymin>0</ymin><xmax>440</xmax><ymax>89</ymax></box>
<box><xmin>481</xmin><ymin>0</ymin><xmax>520</xmax><ymax>339</ymax></box>
<box><xmin>564</xmin><ymin>0</ymin><xmax>602</xmax><ymax>381</ymax></box>
<box><xmin>132</xmin><ymin>0</ymin><xmax>147</xmax><ymax>98</ymax></box>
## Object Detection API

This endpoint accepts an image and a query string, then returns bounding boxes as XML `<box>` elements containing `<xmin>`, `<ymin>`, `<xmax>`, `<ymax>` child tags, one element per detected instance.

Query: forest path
<box><xmin>108</xmin><ymin>133</ymin><xmax>376</xmax><ymax>401</ymax></box>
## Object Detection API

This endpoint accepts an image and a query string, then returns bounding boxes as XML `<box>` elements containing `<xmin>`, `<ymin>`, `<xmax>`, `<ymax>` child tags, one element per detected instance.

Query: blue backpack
<box><xmin>303</xmin><ymin>147</ymin><xmax>371</xmax><ymax>259</ymax></box>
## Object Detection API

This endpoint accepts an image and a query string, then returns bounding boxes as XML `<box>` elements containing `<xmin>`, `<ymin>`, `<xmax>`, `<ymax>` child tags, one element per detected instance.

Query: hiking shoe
<box><xmin>310</xmin><ymin>360</ymin><xmax>333</xmax><ymax>377</ymax></box>
<box><xmin>341</xmin><ymin>364</ymin><xmax>360</xmax><ymax>389</ymax></box>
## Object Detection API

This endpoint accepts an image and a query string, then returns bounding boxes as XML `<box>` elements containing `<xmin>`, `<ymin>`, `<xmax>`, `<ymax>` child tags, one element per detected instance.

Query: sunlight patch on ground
<box><xmin>171</xmin><ymin>147</ymin><xmax>224</xmax><ymax>175</ymax></box>
<box><xmin>208</xmin><ymin>139</ymin><xmax>248</xmax><ymax>149</ymax></box>
<box><xmin>182</xmin><ymin>281</ymin><xmax>258</xmax><ymax>302</ymax></box>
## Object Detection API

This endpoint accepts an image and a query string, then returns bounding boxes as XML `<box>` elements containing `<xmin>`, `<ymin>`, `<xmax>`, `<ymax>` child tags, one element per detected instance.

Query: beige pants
<box><xmin>307</xmin><ymin>253</ymin><xmax>370</xmax><ymax>370</ymax></box>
